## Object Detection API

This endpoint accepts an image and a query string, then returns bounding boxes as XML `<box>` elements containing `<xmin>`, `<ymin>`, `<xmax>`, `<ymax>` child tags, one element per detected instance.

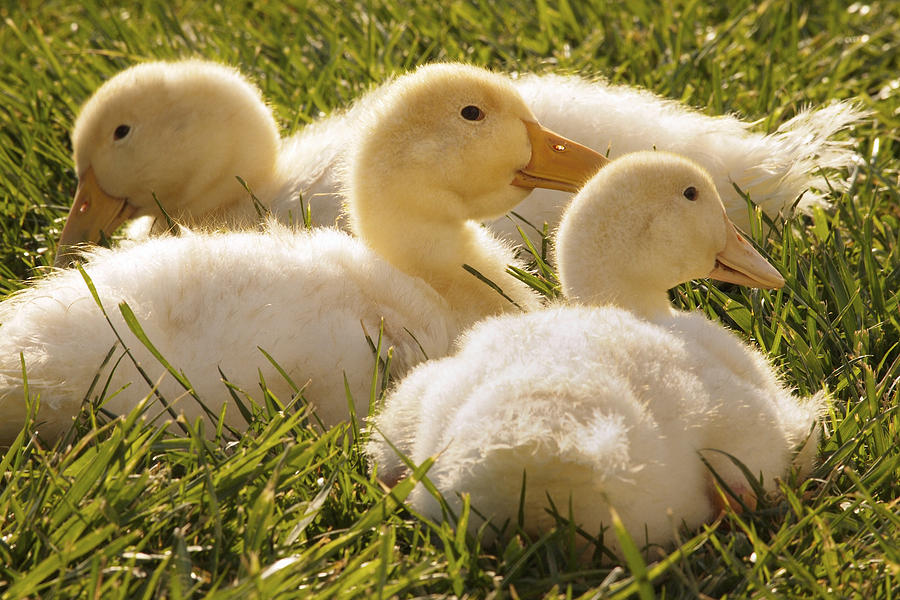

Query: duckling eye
<box><xmin>683</xmin><ymin>186</ymin><xmax>698</xmax><ymax>201</ymax></box>
<box><xmin>460</xmin><ymin>105</ymin><xmax>485</xmax><ymax>121</ymax></box>
<box><xmin>113</xmin><ymin>125</ymin><xmax>131</xmax><ymax>141</ymax></box>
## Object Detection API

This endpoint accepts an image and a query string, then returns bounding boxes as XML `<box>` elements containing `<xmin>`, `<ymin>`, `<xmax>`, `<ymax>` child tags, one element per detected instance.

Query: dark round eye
<box><xmin>683</xmin><ymin>186</ymin><xmax>698</xmax><ymax>201</ymax></box>
<box><xmin>460</xmin><ymin>105</ymin><xmax>485</xmax><ymax>121</ymax></box>
<box><xmin>113</xmin><ymin>125</ymin><xmax>131</xmax><ymax>140</ymax></box>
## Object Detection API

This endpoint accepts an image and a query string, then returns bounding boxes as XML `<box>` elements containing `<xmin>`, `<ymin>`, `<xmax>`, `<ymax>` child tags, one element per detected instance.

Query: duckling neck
<box><xmin>351</xmin><ymin>188</ymin><xmax>537</xmax><ymax>327</ymax></box>
<box><xmin>565</xmin><ymin>277</ymin><xmax>676</xmax><ymax>322</ymax></box>
<box><xmin>151</xmin><ymin>165</ymin><xmax>285</xmax><ymax>233</ymax></box>
<box><xmin>606</xmin><ymin>286</ymin><xmax>677</xmax><ymax>322</ymax></box>
<box><xmin>559</xmin><ymin>230</ymin><xmax>678</xmax><ymax>321</ymax></box>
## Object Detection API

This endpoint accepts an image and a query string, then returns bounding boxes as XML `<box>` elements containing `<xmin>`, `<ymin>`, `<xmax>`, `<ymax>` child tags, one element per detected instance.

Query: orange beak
<box><xmin>708</xmin><ymin>216</ymin><xmax>785</xmax><ymax>289</ymax></box>
<box><xmin>511</xmin><ymin>120</ymin><xmax>609</xmax><ymax>193</ymax></box>
<box><xmin>55</xmin><ymin>167</ymin><xmax>136</xmax><ymax>266</ymax></box>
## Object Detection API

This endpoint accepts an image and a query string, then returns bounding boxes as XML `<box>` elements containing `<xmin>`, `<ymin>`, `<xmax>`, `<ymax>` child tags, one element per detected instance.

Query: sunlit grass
<box><xmin>1</xmin><ymin>0</ymin><xmax>898</xmax><ymax>597</ymax></box>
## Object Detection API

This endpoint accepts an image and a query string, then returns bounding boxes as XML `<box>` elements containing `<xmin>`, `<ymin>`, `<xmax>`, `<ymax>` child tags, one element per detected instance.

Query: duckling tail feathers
<box><xmin>743</xmin><ymin>101</ymin><xmax>869</xmax><ymax>219</ymax></box>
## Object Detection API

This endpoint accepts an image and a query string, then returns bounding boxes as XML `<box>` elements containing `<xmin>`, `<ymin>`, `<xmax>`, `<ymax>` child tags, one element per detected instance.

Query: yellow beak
<box><xmin>55</xmin><ymin>167</ymin><xmax>136</xmax><ymax>267</ymax></box>
<box><xmin>511</xmin><ymin>121</ymin><xmax>609</xmax><ymax>193</ymax></box>
<box><xmin>708</xmin><ymin>216</ymin><xmax>785</xmax><ymax>289</ymax></box>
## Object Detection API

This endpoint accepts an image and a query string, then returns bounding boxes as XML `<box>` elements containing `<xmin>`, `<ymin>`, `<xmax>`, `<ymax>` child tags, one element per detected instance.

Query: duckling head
<box><xmin>57</xmin><ymin>60</ymin><xmax>280</xmax><ymax>265</ymax></box>
<box><xmin>556</xmin><ymin>151</ymin><xmax>784</xmax><ymax>317</ymax></box>
<box><xmin>347</xmin><ymin>63</ymin><xmax>605</xmax><ymax>234</ymax></box>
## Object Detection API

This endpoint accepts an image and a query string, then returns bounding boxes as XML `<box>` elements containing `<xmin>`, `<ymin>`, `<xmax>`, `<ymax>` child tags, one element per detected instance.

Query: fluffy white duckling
<box><xmin>54</xmin><ymin>59</ymin><xmax>348</xmax><ymax>266</ymax></box>
<box><xmin>55</xmin><ymin>62</ymin><xmax>862</xmax><ymax>262</ymax></box>
<box><xmin>366</xmin><ymin>151</ymin><xmax>824</xmax><ymax>559</ymax></box>
<box><xmin>0</xmin><ymin>63</ymin><xmax>604</xmax><ymax>444</ymax></box>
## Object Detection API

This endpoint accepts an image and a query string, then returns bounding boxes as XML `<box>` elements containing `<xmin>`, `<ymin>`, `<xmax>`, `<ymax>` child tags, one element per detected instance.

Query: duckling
<box><xmin>366</xmin><ymin>151</ymin><xmax>824</xmax><ymax>559</ymax></box>
<box><xmin>54</xmin><ymin>62</ymin><xmax>862</xmax><ymax>262</ymax></box>
<box><xmin>0</xmin><ymin>63</ymin><xmax>604</xmax><ymax>444</ymax></box>
<box><xmin>54</xmin><ymin>59</ymin><xmax>348</xmax><ymax>266</ymax></box>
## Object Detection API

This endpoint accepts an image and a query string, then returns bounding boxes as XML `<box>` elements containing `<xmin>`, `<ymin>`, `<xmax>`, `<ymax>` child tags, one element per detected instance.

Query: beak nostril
<box><xmin>552</xmin><ymin>143</ymin><xmax>566</xmax><ymax>152</ymax></box>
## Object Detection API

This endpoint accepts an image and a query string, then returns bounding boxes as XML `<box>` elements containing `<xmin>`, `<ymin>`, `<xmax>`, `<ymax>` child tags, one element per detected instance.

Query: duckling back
<box><xmin>657</xmin><ymin>310</ymin><xmax>825</xmax><ymax>482</ymax></box>
<box><xmin>0</xmin><ymin>226</ymin><xmax>453</xmax><ymax>444</ymax></box>
<box><xmin>367</xmin><ymin>304</ymin><xmax>824</xmax><ymax>558</ymax></box>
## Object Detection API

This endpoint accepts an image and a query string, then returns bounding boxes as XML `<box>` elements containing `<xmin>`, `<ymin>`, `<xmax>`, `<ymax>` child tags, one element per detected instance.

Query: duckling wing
<box><xmin>656</xmin><ymin>310</ymin><xmax>826</xmax><ymax>485</ymax></box>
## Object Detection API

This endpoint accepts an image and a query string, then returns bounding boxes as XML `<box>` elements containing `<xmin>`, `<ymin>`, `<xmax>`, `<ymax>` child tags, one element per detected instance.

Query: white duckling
<box><xmin>0</xmin><ymin>63</ymin><xmax>604</xmax><ymax>444</ymax></box>
<box><xmin>366</xmin><ymin>151</ymin><xmax>824</xmax><ymax>559</ymax></box>
<box><xmin>55</xmin><ymin>62</ymin><xmax>863</xmax><ymax>261</ymax></box>
<box><xmin>54</xmin><ymin>59</ymin><xmax>349</xmax><ymax>266</ymax></box>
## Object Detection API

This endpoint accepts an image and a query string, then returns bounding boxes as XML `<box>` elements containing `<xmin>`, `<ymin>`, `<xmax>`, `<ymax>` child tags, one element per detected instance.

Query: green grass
<box><xmin>1</xmin><ymin>0</ymin><xmax>899</xmax><ymax>597</ymax></box>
